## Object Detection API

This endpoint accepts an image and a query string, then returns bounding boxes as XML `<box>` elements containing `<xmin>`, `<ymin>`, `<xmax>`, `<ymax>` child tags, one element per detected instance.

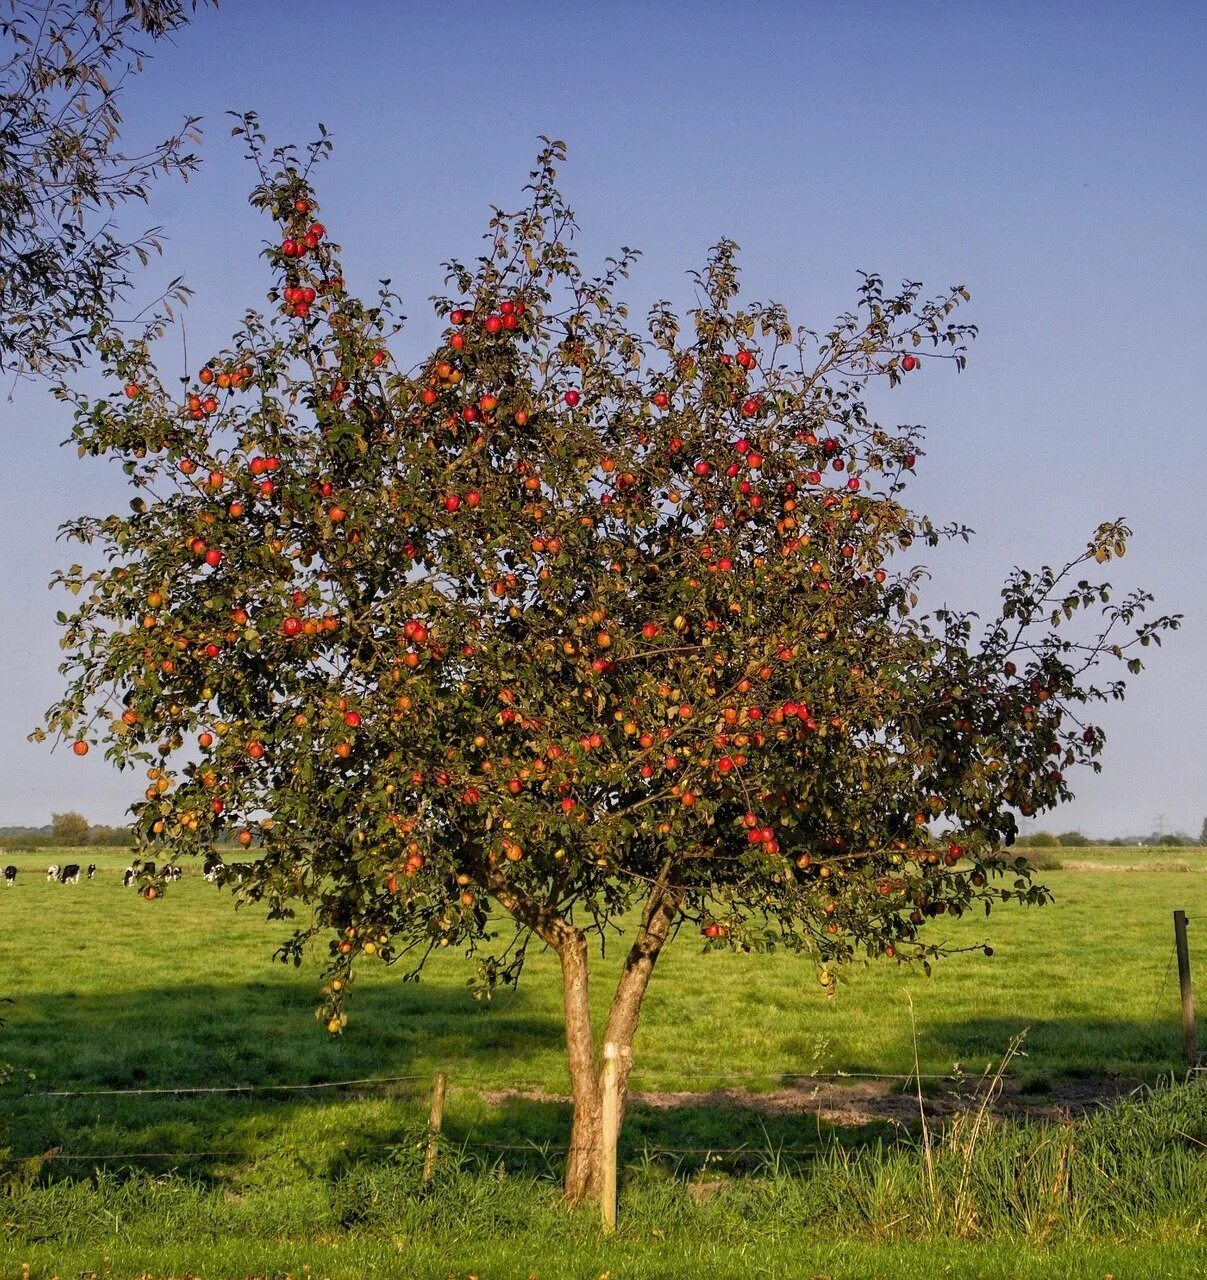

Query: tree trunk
<box><xmin>559</xmin><ymin>925</ymin><xmax>603</xmax><ymax>1206</ymax></box>
<box><xmin>488</xmin><ymin>861</ymin><xmax>682</xmax><ymax>1207</ymax></box>
<box><xmin>560</xmin><ymin>867</ymin><xmax>682</xmax><ymax>1205</ymax></box>
<box><xmin>601</xmin><ymin>870</ymin><xmax>682</xmax><ymax>1132</ymax></box>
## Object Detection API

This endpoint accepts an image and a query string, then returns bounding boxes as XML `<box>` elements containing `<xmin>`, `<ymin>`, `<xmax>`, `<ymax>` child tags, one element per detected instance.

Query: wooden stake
<box><xmin>1174</xmin><ymin>911</ymin><xmax>1199</xmax><ymax>1070</ymax></box>
<box><xmin>601</xmin><ymin>1042</ymin><xmax>620</xmax><ymax>1235</ymax></box>
<box><xmin>422</xmin><ymin>1069</ymin><xmax>447</xmax><ymax>1184</ymax></box>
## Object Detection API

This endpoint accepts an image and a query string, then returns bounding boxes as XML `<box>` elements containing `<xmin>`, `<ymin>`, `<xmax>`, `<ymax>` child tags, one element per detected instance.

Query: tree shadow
<box><xmin>2</xmin><ymin>980</ymin><xmax>1187</xmax><ymax>1189</ymax></box>
<box><xmin>3</xmin><ymin>978</ymin><xmax>895</xmax><ymax>1184</ymax></box>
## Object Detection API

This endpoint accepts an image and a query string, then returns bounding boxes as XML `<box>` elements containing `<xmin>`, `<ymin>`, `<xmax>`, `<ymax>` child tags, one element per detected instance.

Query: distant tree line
<box><xmin>0</xmin><ymin>815</ymin><xmax>133</xmax><ymax>850</ymax></box>
<box><xmin>1016</xmin><ymin>827</ymin><xmax>1204</xmax><ymax>849</ymax></box>
<box><xmin>0</xmin><ymin>816</ymin><xmax>254</xmax><ymax>851</ymax></box>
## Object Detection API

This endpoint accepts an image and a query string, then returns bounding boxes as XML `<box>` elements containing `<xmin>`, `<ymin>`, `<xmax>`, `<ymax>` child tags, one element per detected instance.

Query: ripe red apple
<box><xmin>564</xmin><ymin>390</ymin><xmax>581</xmax><ymax>408</ymax></box>
<box><xmin>901</xmin><ymin>354</ymin><xmax>918</xmax><ymax>371</ymax></box>
<box><xmin>205</xmin><ymin>548</ymin><xmax>222</xmax><ymax>567</ymax></box>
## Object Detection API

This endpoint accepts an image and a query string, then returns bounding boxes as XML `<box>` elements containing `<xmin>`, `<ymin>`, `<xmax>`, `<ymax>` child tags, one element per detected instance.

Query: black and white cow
<box><xmin>203</xmin><ymin>862</ymin><xmax>226</xmax><ymax>883</ymax></box>
<box><xmin>46</xmin><ymin>863</ymin><xmax>60</xmax><ymax>881</ymax></box>
<box><xmin>87</xmin><ymin>863</ymin><xmax>97</xmax><ymax>879</ymax></box>
<box><xmin>59</xmin><ymin>863</ymin><xmax>81</xmax><ymax>884</ymax></box>
<box><xmin>3</xmin><ymin>866</ymin><xmax>15</xmax><ymax>886</ymax></box>
<box><xmin>163</xmin><ymin>865</ymin><xmax>182</xmax><ymax>882</ymax></box>
<box><xmin>122</xmin><ymin>867</ymin><xmax>136</xmax><ymax>888</ymax></box>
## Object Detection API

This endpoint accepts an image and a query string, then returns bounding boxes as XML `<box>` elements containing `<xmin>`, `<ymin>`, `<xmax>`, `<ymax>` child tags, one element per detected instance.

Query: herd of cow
<box><xmin>2</xmin><ymin>862</ymin><xmax>230</xmax><ymax>887</ymax></box>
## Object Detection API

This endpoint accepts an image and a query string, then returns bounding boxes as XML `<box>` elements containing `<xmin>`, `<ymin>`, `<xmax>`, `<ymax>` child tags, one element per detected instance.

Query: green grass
<box><xmin>1</xmin><ymin>846</ymin><xmax>1204</xmax><ymax>1277</ymax></box>
<box><xmin>1054</xmin><ymin>844</ymin><xmax>1207</xmax><ymax>870</ymax></box>
<box><xmin>2</xmin><ymin>846</ymin><xmax>1202</xmax><ymax>1098</ymax></box>
<box><xmin>4</xmin><ymin>1083</ymin><xmax>1205</xmax><ymax>1278</ymax></box>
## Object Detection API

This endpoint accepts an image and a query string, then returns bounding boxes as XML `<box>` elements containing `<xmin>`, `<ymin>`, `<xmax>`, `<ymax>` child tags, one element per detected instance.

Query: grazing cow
<box><xmin>59</xmin><ymin>864</ymin><xmax>81</xmax><ymax>885</ymax></box>
<box><xmin>203</xmin><ymin>862</ymin><xmax>226</xmax><ymax>883</ymax></box>
<box><xmin>143</xmin><ymin>860</ymin><xmax>156</xmax><ymax>879</ymax></box>
<box><xmin>122</xmin><ymin>867</ymin><xmax>136</xmax><ymax>888</ymax></box>
<box><xmin>164</xmin><ymin>865</ymin><xmax>182</xmax><ymax>882</ymax></box>
<box><xmin>87</xmin><ymin>864</ymin><xmax>97</xmax><ymax>879</ymax></box>
<box><xmin>46</xmin><ymin>864</ymin><xmax>60</xmax><ymax>881</ymax></box>
<box><xmin>3</xmin><ymin>866</ymin><xmax>15</xmax><ymax>886</ymax></box>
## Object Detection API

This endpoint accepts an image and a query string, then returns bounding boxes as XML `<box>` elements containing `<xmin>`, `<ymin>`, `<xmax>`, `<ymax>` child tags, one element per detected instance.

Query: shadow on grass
<box><xmin>1</xmin><ymin>978</ymin><xmax>1186</xmax><ymax>1187</ymax></box>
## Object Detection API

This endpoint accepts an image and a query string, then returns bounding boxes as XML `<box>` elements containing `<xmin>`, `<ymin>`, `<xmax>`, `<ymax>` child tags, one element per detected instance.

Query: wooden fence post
<box><xmin>601</xmin><ymin>1042</ymin><xmax>620</xmax><ymax>1235</ymax></box>
<box><xmin>422</xmin><ymin>1070</ymin><xmax>447</xmax><ymax>1184</ymax></box>
<box><xmin>1173</xmin><ymin>911</ymin><xmax>1199</xmax><ymax>1070</ymax></box>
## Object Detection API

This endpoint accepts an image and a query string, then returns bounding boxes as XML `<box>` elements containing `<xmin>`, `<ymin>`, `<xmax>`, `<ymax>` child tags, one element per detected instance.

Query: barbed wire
<box><xmin>30</xmin><ymin>1072</ymin><xmax>431</xmax><ymax>1099</ymax></box>
<box><xmin>24</xmin><ymin>1065</ymin><xmax>976</xmax><ymax>1101</ymax></box>
<box><xmin>1148</xmin><ymin>949</ymin><xmax>1178</xmax><ymax>1021</ymax></box>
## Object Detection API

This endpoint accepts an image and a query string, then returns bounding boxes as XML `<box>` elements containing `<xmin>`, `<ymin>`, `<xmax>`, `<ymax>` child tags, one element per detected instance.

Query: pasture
<box><xmin>1</xmin><ymin>846</ymin><xmax>1204</xmax><ymax>1278</ymax></box>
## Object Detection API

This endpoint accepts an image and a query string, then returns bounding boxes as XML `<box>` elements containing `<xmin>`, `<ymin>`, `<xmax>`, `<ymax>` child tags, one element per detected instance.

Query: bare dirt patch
<box><xmin>479</xmin><ymin>1075</ymin><xmax>1146</xmax><ymax>1129</ymax></box>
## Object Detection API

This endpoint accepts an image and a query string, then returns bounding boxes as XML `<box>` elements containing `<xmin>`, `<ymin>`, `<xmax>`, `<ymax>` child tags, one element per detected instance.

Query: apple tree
<box><xmin>41</xmin><ymin>125</ymin><xmax>1178</xmax><ymax>1204</ymax></box>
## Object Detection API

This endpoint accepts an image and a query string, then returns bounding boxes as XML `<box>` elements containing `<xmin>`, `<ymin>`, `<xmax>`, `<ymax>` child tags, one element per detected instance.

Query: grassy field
<box><xmin>1</xmin><ymin>845</ymin><xmax>1204</xmax><ymax>1278</ymax></box>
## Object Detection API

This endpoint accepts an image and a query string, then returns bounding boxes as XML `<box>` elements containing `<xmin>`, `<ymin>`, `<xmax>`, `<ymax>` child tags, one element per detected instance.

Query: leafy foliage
<box><xmin>50</xmin><ymin>810</ymin><xmax>89</xmax><ymax>846</ymax></box>
<box><xmin>0</xmin><ymin>0</ymin><xmax>214</xmax><ymax>376</ymax></box>
<box><xmin>42</xmin><ymin>127</ymin><xmax>1178</xmax><ymax>1038</ymax></box>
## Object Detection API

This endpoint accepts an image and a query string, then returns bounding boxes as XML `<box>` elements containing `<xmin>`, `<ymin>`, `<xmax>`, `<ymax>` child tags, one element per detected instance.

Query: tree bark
<box><xmin>601</xmin><ymin>867</ymin><xmax>683</xmax><ymax>1129</ymax></box>
<box><xmin>558</xmin><ymin>869</ymin><xmax>682</xmax><ymax>1205</ymax></box>
<box><xmin>487</xmin><ymin>861</ymin><xmax>682</xmax><ymax>1206</ymax></box>
<box><xmin>559</xmin><ymin>925</ymin><xmax>603</xmax><ymax>1206</ymax></box>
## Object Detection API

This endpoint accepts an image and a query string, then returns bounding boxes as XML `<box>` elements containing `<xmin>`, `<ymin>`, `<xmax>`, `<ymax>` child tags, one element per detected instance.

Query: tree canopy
<box><xmin>0</xmin><ymin>0</ymin><xmax>214</xmax><ymax>377</ymax></box>
<box><xmin>50</xmin><ymin>810</ymin><xmax>89</xmax><ymax>846</ymax></box>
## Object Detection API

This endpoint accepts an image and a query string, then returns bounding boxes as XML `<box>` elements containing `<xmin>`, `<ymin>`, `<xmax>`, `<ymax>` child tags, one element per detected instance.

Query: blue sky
<box><xmin>2</xmin><ymin>1</ymin><xmax>1204</xmax><ymax>836</ymax></box>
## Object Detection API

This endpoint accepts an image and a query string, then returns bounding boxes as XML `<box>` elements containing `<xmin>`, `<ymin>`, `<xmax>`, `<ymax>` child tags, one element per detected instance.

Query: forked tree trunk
<box><xmin>558</xmin><ymin>871</ymin><xmax>682</xmax><ymax>1206</ymax></box>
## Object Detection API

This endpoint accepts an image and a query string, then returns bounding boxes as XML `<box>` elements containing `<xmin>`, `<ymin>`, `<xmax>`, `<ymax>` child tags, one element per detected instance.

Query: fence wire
<box><xmin>25</xmin><ymin>1065</ymin><xmax>965</xmax><ymax>1102</ymax></box>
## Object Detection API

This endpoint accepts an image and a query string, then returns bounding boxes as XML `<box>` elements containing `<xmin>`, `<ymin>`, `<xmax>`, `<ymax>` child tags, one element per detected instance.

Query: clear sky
<box><xmin>1</xmin><ymin>1</ymin><xmax>1204</xmax><ymax>837</ymax></box>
